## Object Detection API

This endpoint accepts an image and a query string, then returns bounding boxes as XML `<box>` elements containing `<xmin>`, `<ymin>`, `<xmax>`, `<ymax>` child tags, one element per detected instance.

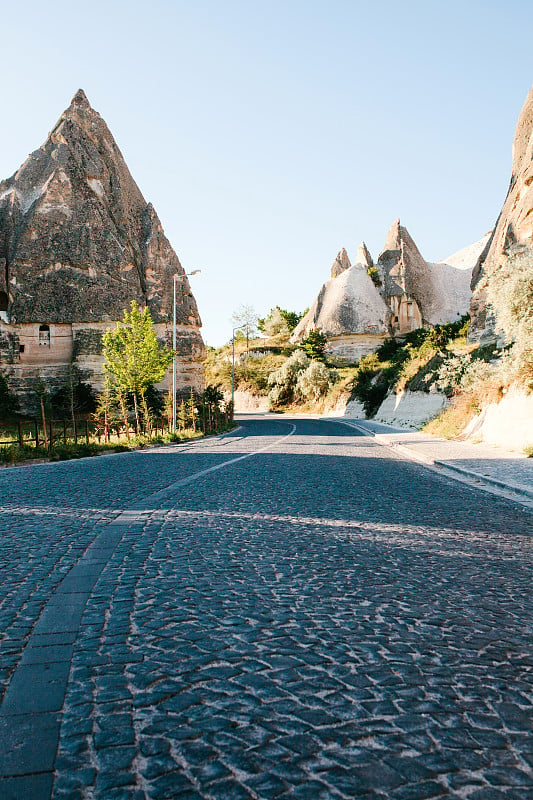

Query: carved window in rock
<box><xmin>0</xmin><ymin>291</ymin><xmax>7</xmax><ymax>312</ymax></box>
<box><xmin>39</xmin><ymin>324</ymin><xmax>51</xmax><ymax>347</ymax></box>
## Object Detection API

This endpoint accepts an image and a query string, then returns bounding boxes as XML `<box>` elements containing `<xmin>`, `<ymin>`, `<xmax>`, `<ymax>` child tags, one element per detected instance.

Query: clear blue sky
<box><xmin>1</xmin><ymin>0</ymin><xmax>532</xmax><ymax>345</ymax></box>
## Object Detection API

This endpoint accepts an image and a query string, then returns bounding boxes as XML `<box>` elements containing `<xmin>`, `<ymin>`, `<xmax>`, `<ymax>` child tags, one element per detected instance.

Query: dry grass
<box><xmin>423</xmin><ymin>393</ymin><xmax>481</xmax><ymax>439</ymax></box>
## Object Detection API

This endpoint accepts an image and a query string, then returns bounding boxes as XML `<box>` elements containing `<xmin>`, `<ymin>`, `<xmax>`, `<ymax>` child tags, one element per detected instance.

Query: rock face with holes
<box><xmin>469</xmin><ymin>85</ymin><xmax>533</xmax><ymax>342</ymax></box>
<box><xmin>0</xmin><ymin>90</ymin><xmax>204</xmax><ymax>410</ymax></box>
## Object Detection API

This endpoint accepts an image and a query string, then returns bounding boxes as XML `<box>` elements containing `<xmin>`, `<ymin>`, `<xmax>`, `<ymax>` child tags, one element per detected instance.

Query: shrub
<box><xmin>487</xmin><ymin>251</ymin><xmax>533</xmax><ymax>385</ymax></box>
<box><xmin>367</xmin><ymin>265</ymin><xmax>381</xmax><ymax>286</ymax></box>
<box><xmin>268</xmin><ymin>350</ymin><xmax>310</xmax><ymax>406</ymax></box>
<box><xmin>296</xmin><ymin>361</ymin><xmax>336</xmax><ymax>401</ymax></box>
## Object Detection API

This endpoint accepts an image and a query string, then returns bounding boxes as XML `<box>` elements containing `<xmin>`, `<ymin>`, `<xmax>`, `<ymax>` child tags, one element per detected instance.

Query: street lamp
<box><xmin>173</xmin><ymin>269</ymin><xmax>201</xmax><ymax>432</ymax></box>
<box><xmin>231</xmin><ymin>324</ymin><xmax>246</xmax><ymax>409</ymax></box>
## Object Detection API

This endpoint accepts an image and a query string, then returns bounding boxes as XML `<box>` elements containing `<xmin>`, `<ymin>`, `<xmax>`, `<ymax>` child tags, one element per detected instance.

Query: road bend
<box><xmin>0</xmin><ymin>415</ymin><xmax>531</xmax><ymax>799</ymax></box>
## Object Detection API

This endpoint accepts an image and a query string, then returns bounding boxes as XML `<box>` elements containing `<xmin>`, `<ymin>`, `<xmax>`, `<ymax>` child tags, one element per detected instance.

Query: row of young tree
<box><xmin>1</xmin><ymin>301</ymin><xmax>229</xmax><ymax>439</ymax></box>
<box><xmin>97</xmin><ymin>301</ymin><xmax>228</xmax><ymax>437</ymax></box>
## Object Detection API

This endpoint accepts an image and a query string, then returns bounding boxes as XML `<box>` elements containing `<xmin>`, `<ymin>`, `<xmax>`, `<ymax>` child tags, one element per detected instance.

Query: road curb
<box><xmin>326</xmin><ymin>417</ymin><xmax>533</xmax><ymax>504</ymax></box>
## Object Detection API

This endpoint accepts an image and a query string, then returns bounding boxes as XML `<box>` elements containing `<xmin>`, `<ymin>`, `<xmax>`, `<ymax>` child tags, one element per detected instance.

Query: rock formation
<box><xmin>330</xmin><ymin>248</ymin><xmax>351</xmax><ymax>278</ymax></box>
<box><xmin>469</xmin><ymin>85</ymin><xmax>533</xmax><ymax>342</ymax></box>
<box><xmin>355</xmin><ymin>242</ymin><xmax>373</xmax><ymax>269</ymax></box>
<box><xmin>292</xmin><ymin>225</ymin><xmax>488</xmax><ymax>361</ymax></box>
<box><xmin>292</xmin><ymin>246</ymin><xmax>389</xmax><ymax>361</ymax></box>
<box><xmin>377</xmin><ymin>220</ymin><xmax>481</xmax><ymax>334</ymax></box>
<box><xmin>0</xmin><ymin>90</ymin><xmax>204</xmax><ymax>409</ymax></box>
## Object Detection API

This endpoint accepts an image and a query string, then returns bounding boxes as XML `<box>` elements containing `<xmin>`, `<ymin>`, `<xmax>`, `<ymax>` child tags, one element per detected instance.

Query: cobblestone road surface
<box><xmin>0</xmin><ymin>417</ymin><xmax>531</xmax><ymax>799</ymax></box>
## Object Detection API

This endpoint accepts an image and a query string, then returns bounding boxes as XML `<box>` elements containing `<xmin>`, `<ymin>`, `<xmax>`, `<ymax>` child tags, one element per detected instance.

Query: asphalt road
<box><xmin>0</xmin><ymin>416</ymin><xmax>531</xmax><ymax>800</ymax></box>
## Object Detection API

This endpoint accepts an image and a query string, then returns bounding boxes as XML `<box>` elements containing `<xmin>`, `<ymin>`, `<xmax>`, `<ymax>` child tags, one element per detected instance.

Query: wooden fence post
<box><xmin>34</xmin><ymin>420</ymin><xmax>39</xmax><ymax>449</ymax></box>
<box><xmin>18</xmin><ymin>421</ymin><xmax>23</xmax><ymax>448</ymax></box>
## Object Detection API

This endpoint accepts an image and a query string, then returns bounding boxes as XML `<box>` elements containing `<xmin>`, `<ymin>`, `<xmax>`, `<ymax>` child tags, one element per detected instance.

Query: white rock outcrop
<box><xmin>462</xmin><ymin>388</ymin><xmax>533</xmax><ymax>451</ymax></box>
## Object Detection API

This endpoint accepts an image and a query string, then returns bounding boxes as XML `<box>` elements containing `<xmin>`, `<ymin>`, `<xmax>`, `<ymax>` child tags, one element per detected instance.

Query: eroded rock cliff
<box><xmin>470</xmin><ymin>85</ymin><xmax>533</xmax><ymax>342</ymax></box>
<box><xmin>0</xmin><ymin>90</ymin><xmax>204</xmax><ymax>407</ymax></box>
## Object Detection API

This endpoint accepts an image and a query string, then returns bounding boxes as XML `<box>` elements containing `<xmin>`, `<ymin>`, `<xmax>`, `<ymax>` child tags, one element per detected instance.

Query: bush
<box><xmin>487</xmin><ymin>251</ymin><xmax>533</xmax><ymax>385</ymax></box>
<box><xmin>350</xmin><ymin>354</ymin><xmax>391</xmax><ymax>417</ymax></box>
<box><xmin>268</xmin><ymin>350</ymin><xmax>310</xmax><ymax>406</ymax></box>
<box><xmin>267</xmin><ymin>350</ymin><xmax>337</xmax><ymax>407</ymax></box>
<box><xmin>296</xmin><ymin>361</ymin><xmax>336</xmax><ymax>401</ymax></box>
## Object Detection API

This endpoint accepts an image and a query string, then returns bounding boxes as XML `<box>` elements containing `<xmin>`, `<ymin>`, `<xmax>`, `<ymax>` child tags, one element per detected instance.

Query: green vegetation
<box><xmin>267</xmin><ymin>350</ymin><xmax>337</xmax><ymax>407</ymax></box>
<box><xmin>348</xmin><ymin>316</ymin><xmax>471</xmax><ymax>417</ymax></box>
<box><xmin>301</xmin><ymin>329</ymin><xmax>328</xmax><ymax>362</ymax></box>
<box><xmin>0</xmin><ymin>429</ymin><xmax>206</xmax><ymax>466</ymax></box>
<box><xmin>0</xmin><ymin>373</ymin><xmax>19</xmax><ymax>417</ymax></box>
<box><xmin>102</xmin><ymin>300</ymin><xmax>174</xmax><ymax>434</ymax></box>
<box><xmin>258</xmin><ymin>306</ymin><xmax>306</xmax><ymax>337</ymax></box>
<box><xmin>367</xmin><ymin>265</ymin><xmax>381</xmax><ymax>287</ymax></box>
<box><xmin>487</xmin><ymin>250</ymin><xmax>533</xmax><ymax>386</ymax></box>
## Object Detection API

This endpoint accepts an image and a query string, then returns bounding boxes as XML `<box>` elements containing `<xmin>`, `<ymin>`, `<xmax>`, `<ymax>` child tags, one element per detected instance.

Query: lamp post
<box><xmin>173</xmin><ymin>270</ymin><xmax>201</xmax><ymax>432</ymax></box>
<box><xmin>231</xmin><ymin>324</ymin><xmax>246</xmax><ymax>409</ymax></box>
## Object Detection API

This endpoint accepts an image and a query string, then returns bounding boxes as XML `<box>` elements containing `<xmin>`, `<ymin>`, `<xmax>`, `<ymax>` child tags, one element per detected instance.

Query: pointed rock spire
<box><xmin>330</xmin><ymin>248</ymin><xmax>351</xmax><ymax>278</ymax></box>
<box><xmin>354</xmin><ymin>241</ymin><xmax>373</xmax><ymax>268</ymax></box>
<box><xmin>382</xmin><ymin>219</ymin><xmax>402</xmax><ymax>253</ymax></box>
<box><xmin>70</xmin><ymin>88</ymin><xmax>91</xmax><ymax>109</ymax></box>
<box><xmin>0</xmin><ymin>91</ymin><xmax>202</xmax><ymax>331</ymax></box>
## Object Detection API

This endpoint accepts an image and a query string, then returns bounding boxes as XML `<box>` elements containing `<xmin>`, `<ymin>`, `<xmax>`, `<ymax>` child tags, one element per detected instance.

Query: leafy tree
<box><xmin>231</xmin><ymin>304</ymin><xmax>260</xmax><ymax>352</ymax></box>
<box><xmin>94</xmin><ymin>375</ymin><xmax>116</xmax><ymax>441</ymax></box>
<box><xmin>50</xmin><ymin>369</ymin><xmax>97</xmax><ymax>418</ymax></box>
<box><xmin>201</xmin><ymin>384</ymin><xmax>225</xmax><ymax>430</ymax></box>
<box><xmin>188</xmin><ymin>388</ymin><xmax>197</xmax><ymax>431</ymax></box>
<box><xmin>301</xmin><ymin>329</ymin><xmax>328</xmax><ymax>361</ymax></box>
<box><xmin>0</xmin><ymin>373</ymin><xmax>19</xmax><ymax>419</ymax></box>
<box><xmin>102</xmin><ymin>301</ymin><xmax>174</xmax><ymax>433</ymax></box>
<box><xmin>367</xmin><ymin>265</ymin><xmax>381</xmax><ymax>286</ymax></box>
<box><xmin>258</xmin><ymin>307</ymin><xmax>306</xmax><ymax>338</ymax></box>
<box><xmin>177</xmin><ymin>399</ymin><xmax>188</xmax><ymax>431</ymax></box>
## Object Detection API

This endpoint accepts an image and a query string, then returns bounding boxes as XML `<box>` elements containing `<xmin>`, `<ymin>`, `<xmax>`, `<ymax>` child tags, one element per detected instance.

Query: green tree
<box><xmin>0</xmin><ymin>373</ymin><xmax>19</xmax><ymax>419</ymax></box>
<box><xmin>102</xmin><ymin>301</ymin><xmax>174</xmax><ymax>434</ymax></box>
<box><xmin>301</xmin><ymin>329</ymin><xmax>328</xmax><ymax>361</ymax></box>
<box><xmin>178</xmin><ymin>399</ymin><xmax>188</xmax><ymax>431</ymax></box>
<box><xmin>258</xmin><ymin>307</ymin><xmax>306</xmax><ymax>338</ymax></box>
<box><xmin>188</xmin><ymin>388</ymin><xmax>197</xmax><ymax>431</ymax></box>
